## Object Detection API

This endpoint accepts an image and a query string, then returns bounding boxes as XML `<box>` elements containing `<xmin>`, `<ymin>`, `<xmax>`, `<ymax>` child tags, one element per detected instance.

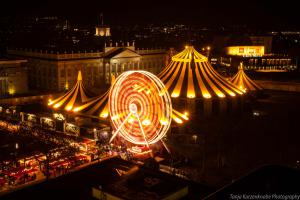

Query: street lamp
<box><xmin>192</xmin><ymin>135</ymin><xmax>197</xmax><ymax>144</ymax></box>
<box><xmin>206</xmin><ymin>46</ymin><xmax>211</xmax><ymax>59</ymax></box>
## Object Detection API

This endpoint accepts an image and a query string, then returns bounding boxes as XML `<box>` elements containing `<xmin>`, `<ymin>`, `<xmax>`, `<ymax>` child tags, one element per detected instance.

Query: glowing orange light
<box><xmin>100</xmin><ymin>112</ymin><xmax>109</xmax><ymax>118</ymax></box>
<box><xmin>111</xmin><ymin>115</ymin><xmax>120</xmax><ymax>120</ymax></box>
<box><xmin>160</xmin><ymin>119</ymin><xmax>169</xmax><ymax>126</ymax></box>
<box><xmin>53</xmin><ymin>103</ymin><xmax>61</xmax><ymax>108</ymax></box>
<box><xmin>48</xmin><ymin>99</ymin><xmax>53</xmax><ymax>105</ymax></box>
<box><xmin>227</xmin><ymin>46</ymin><xmax>265</xmax><ymax>57</ymax></box>
<box><xmin>171</xmin><ymin>92</ymin><xmax>179</xmax><ymax>98</ymax></box>
<box><xmin>109</xmin><ymin>71</ymin><xmax>172</xmax><ymax>145</ymax></box>
<box><xmin>173</xmin><ymin>117</ymin><xmax>183</xmax><ymax>124</ymax></box>
<box><xmin>127</xmin><ymin>147</ymin><xmax>152</xmax><ymax>155</ymax></box>
<box><xmin>217</xmin><ymin>93</ymin><xmax>226</xmax><ymax>98</ymax></box>
<box><xmin>142</xmin><ymin>119</ymin><xmax>151</xmax><ymax>126</ymax></box>
<box><xmin>229</xmin><ymin>92</ymin><xmax>236</xmax><ymax>97</ymax></box>
<box><xmin>128</xmin><ymin>117</ymin><xmax>135</xmax><ymax>124</ymax></box>
<box><xmin>65</xmin><ymin>106</ymin><xmax>73</xmax><ymax>111</ymax></box>
<box><xmin>203</xmin><ymin>93</ymin><xmax>212</xmax><ymax>99</ymax></box>
<box><xmin>73</xmin><ymin>107</ymin><xmax>80</xmax><ymax>112</ymax></box>
<box><xmin>187</xmin><ymin>93</ymin><xmax>195</xmax><ymax>98</ymax></box>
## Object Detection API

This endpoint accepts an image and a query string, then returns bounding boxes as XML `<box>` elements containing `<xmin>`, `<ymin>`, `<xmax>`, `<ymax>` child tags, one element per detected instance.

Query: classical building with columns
<box><xmin>7</xmin><ymin>44</ymin><xmax>167</xmax><ymax>92</ymax></box>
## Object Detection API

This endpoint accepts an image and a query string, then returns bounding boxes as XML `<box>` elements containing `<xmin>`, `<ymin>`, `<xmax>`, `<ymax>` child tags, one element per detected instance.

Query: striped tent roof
<box><xmin>158</xmin><ymin>46</ymin><xmax>244</xmax><ymax>99</ymax></box>
<box><xmin>72</xmin><ymin>75</ymin><xmax>189</xmax><ymax>124</ymax></box>
<box><xmin>48</xmin><ymin>71</ymin><xmax>92</xmax><ymax>111</ymax></box>
<box><xmin>72</xmin><ymin>89</ymin><xmax>189</xmax><ymax>124</ymax></box>
<box><xmin>73</xmin><ymin>90</ymin><xmax>109</xmax><ymax>119</ymax></box>
<box><xmin>71</xmin><ymin>75</ymin><xmax>116</xmax><ymax>119</ymax></box>
<box><xmin>231</xmin><ymin>63</ymin><xmax>263</xmax><ymax>92</ymax></box>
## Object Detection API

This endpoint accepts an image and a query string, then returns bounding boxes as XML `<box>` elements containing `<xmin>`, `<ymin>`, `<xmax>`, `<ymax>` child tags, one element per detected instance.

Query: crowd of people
<box><xmin>0</xmin><ymin>160</ymin><xmax>38</xmax><ymax>190</ymax></box>
<box><xmin>42</xmin><ymin>155</ymin><xmax>89</xmax><ymax>178</ymax></box>
<box><xmin>0</xmin><ymin>118</ymin><xmax>118</xmax><ymax>193</ymax></box>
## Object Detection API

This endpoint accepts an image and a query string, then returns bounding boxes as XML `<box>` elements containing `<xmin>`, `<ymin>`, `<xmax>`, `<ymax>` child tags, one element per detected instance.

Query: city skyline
<box><xmin>1</xmin><ymin>0</ymin><xmax>299</xmax><ymax>29</ymax></box>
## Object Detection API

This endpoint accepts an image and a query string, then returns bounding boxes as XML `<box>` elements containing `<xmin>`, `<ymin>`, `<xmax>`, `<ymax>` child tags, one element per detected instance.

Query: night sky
<box><xmin>1</xmin><ymin>0</ymin><xmax>299</xmax><ymax>29</ymax></box>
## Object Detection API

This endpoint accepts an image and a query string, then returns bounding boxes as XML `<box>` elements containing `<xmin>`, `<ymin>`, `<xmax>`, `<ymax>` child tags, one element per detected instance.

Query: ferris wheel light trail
<box><xmin>135</xmin><ymin>113</ymin><xmax>150</xmax><ymax>148</ymax></box>
<box><xmin>161</xmin><ymin>139</ymin><xmax>171</xmax><ymax>154</ymax></box>
<box><xmin>109</xmin><ymin>70</ymin><xmax>172</xmax><ymax>152</ymax></box>
<box><xmin>109</xmin><ymin>112</ymin><xmax>132</xmax><ymax>143</ymax></box>
<box><xmin>111</xmin><ymin>102</ymin><xmax>152</xmax><ymax>149</ymax></box>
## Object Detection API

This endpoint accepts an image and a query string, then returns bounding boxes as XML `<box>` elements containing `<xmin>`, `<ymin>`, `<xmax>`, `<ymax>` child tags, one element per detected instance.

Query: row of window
<box><xmin>248</xmin><ymin>58</ymin><xmax>292</xmax><ymax>65</ymax></box>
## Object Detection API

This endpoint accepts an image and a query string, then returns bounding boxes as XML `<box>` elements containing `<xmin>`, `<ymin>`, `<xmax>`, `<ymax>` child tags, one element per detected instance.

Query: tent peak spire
<box><xmin>239</xmin><ymin>62</ymin><xmax>244</xmax><ymax>70</ymax></box>
<box><xmin>77</xmin><ymin>70</ymin><xmax>82</xmax><ymax>81</ymax></box>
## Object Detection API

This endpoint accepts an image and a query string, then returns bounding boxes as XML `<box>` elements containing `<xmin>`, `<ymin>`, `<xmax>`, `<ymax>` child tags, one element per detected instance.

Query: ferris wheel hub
<box><xmin>129</xmin><ymin>103</ymin><xmax>138</xmax><ymax>114</ymax></box>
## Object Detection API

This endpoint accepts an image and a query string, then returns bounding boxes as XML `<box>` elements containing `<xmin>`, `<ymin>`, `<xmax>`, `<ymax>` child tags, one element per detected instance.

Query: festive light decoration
<box><xmin>109</xmin><ymin>71</ymin><xmax>172</xmax><ymax>146</ymax></box>
<box><xmin>48</xmin><ymin>71</ymin><xmax>91</xmax><ymax>111</ymax></box>
<box><xmin>231</xmin><ymin>62</ymin><xmax>263</xmax><ymax>92</ymax></box>
<box><xmin>159</xmin><ymin>46</ymin><xmax>244</xmax><ymax>99</ymax></box>
<box><xmin>73</xmin><ymin>74</ymin><xmax>188</xmax><ymax>124</ymax></box>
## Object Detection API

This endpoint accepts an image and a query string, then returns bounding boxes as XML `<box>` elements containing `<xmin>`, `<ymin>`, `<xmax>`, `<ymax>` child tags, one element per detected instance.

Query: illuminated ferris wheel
<box><xmin>109</xmin><ymin>71</ymin><xmax>172</xmax><ymax>149</ymax></box>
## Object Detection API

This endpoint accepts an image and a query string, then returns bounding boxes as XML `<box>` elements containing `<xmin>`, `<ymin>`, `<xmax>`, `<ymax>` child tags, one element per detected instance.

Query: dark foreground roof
<box><xmin>1</xmin><ymin>157</ymin><xmax>213</xmax><ymax>200</ymax></box>
<box><xmin>204</xmin><ymin>165</ymin><xmax>300</xmax><ymax>199</ymax></box>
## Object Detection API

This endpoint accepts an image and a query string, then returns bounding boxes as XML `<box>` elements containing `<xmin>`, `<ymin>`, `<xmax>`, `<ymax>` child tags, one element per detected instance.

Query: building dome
<box><xmin>158</xmin><ymin>46</ymin><xmax>244</xmax><ymax>99</ymax></box>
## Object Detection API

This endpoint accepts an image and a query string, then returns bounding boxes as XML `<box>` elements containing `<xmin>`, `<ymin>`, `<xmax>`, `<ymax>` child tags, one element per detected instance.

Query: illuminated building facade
<box><xmin>7</xmin><ymin>45</ymin><xmax>166</xmax><ymax>91</ymax></box>
<box><xmin>95</xmin><ymin>27</ymin><xmax>110</xmax><ymax>37</ymax></box>
<box><xmin>226</xmin><ymin>46</ymin><xmax>265</xmax><ymax>57</ymax></box>
<box><xmin>214</xmin><ymin>35</ymin><xmax>297</xmax><ymax>71</ymax></box>
<box><xmin>213</xmin><ymin>35</ymin><xmax>272</xmax><ymax>54</ymax></box>
<box><xmin>0</xmin><ymin>59</ymin><xmax>28</xmax><ymax>96</ymax></box>
<box><xmin>220</xmin><ymin>52</ymin><xmax>296</xmax><ymax>72</ymax></box>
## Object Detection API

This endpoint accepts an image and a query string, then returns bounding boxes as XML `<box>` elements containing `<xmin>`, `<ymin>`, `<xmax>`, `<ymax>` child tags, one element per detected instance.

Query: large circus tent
<box><xmin>158</xmin><ymin>46</ymin><xmax>245</xmax><ymax>116</ymax></box>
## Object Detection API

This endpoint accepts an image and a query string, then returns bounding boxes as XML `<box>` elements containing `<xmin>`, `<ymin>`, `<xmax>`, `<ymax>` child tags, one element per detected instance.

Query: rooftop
<box><xmin>0</xmin><ymin>157</ymin><xmax>212</xmax><ymax>200</ymax></box>
<box><xmin>205</xmin><ymin>165</ymin><xmax>300</xmax><ymax>199</ymax></box>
